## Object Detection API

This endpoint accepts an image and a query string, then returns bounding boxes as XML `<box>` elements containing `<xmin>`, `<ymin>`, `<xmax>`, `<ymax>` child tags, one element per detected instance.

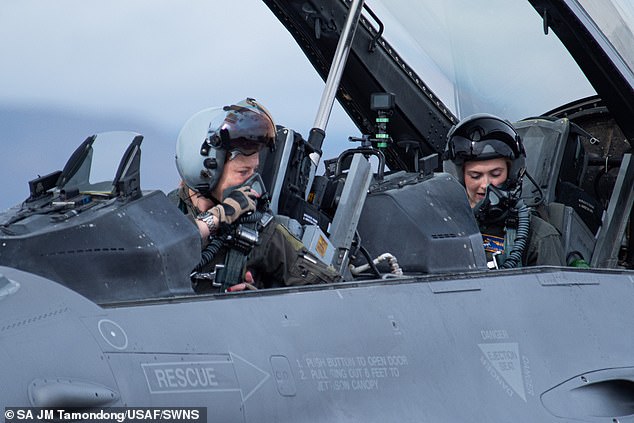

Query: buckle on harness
<box><xmin>227</xmin><ymin>224</ymin><xmax>259</xmax><ymax>253</ymax></box>
<box><xmin>191</xmin><ymin>264</ymin><xmax>226</xmax><ymax>287</ymax></box>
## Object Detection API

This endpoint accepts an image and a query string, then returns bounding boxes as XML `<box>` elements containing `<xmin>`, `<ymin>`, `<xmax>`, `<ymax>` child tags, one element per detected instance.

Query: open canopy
<box><xmin>264</xmin><ymin>0</ymin><xmax>634</xmax><ymax>169</ymax></box>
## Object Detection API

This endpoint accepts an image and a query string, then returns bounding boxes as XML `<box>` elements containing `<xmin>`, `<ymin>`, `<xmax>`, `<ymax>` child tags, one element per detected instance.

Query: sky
<box><xmin>0</xmin><ymin>0</ymin><xmax>623</xmax><ymax>211</ymax></box>
<box><xmin>0</xmin><ymin>0</ymin><xmax>359</xmax><ymax>209</ymax></box>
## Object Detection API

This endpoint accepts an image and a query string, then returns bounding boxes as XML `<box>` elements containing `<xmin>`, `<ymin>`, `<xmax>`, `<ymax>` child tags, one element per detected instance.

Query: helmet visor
<box><xmin>450</xmin><ymin>136</ymin><xmax>519</xmax><ymax>162</ymax></box>
<box><xmin>217</xmin><ymin>103</ymin><xmax>276</xmax><ymax>149</ymax></box>
<box><xmin>226</xmin><ymin>146</ymin><xmax>261</xmax><ymax>161</ymax></box>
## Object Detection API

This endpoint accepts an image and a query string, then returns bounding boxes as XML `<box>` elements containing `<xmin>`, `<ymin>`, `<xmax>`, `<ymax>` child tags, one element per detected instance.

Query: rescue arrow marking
<box><xmin>140</xmin><ymin>353</ymin><xmax>270</xmax><ymax>404</ymax></box>
<box><xmin>230</xmin><ymin>352</ymin><xmax>271</xmax><ymax>403</ymax></box>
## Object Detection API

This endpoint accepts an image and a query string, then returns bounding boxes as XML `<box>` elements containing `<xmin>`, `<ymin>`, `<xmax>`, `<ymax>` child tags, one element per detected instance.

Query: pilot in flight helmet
<box><xmin>175</xmin><ymin>98</ymin><xmax>276</xmax><ymax>198</ymax></box>
<box><xmin>444</xmin><ymin>113</ymin><xmax>526</xmax><ymax>190</ymax></box>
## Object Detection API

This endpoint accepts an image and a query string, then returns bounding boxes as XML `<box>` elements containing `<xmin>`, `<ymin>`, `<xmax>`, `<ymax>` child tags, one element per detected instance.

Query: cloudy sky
<box><xmin>0</xmin><ymin>0</ymin><xmax>359</xmax><ymax>209</ymax></box>
<box><xmin>1</xmin><ymin>0</ymin><xmax>623</xmax><ymax>210</ymax></box>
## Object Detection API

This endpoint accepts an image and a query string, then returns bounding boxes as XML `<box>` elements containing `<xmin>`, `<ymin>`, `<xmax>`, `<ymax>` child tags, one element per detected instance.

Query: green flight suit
<box><xmin>480</xmin><ymin>213</ymin><xmax>565</xmax><ymax>267</ymax></box>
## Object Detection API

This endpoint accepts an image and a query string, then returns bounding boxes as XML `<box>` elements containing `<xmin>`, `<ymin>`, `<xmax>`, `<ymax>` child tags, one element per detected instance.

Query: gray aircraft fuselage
<box><xmin>1</xmin><ymin>264</ymin><xmax>633</xmax><ymax>422</ymax></box>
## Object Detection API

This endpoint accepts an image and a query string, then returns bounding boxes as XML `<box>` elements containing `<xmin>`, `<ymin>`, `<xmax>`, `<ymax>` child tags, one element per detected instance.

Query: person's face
<box><xmin>212</xmin><ymin>152</ymin><xmax>260</xmax><ymax>201</ymax></box>
<box><xmin>463</xmin><ymin>158</ymin><xmax>508</xmax><ymax>208</ymax></box>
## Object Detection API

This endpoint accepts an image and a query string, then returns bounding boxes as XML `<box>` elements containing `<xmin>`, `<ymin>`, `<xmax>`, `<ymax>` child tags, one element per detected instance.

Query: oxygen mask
<box><xmin>473</xmin><ymin>183</ymin><xmax>515</xmax><ymax>225</ymax></box>
<box><xmin>221</xmin><ymin>172</ymin><xmax>268</xmax><ymax>204</ymax></box>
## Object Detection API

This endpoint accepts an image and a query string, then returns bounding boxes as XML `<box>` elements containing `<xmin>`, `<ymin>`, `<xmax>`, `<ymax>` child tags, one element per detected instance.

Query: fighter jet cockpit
<box><xmin>0</xmin><ymin>109</ymin><xmax>486</xmax><ymax>304</ymax></box>
<box><xmin>262</xmin><ymin>0</ymin><xmax>634</xmax><ymax>271</ymax></box>
<box><xmin>259</xmin><ymin>92</ymin><xmax>487</xmax><ymax>280</ymax></box>
<box><xmin>2</xmin><ymin>0</ymin><xmax>634</xmax><ymax>419</ymax></box>
<box><xmin>0</xmin><ymin>0</ymin><xmax>632</xmax><ymax>306</ymax></box>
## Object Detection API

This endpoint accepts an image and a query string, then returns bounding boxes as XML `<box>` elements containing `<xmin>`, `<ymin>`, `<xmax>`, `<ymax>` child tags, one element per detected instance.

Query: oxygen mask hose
<box><xmin>501</xmin><ymin>199</ymin><xmax>530</xmax><ymax>269</ymax></box>
<box><xmin>192</xmin><ymin>209</ymin><xmax>263</xmax><ymax>275</ymax></box>
<box><xmin>474</xmin><ymin>184</ymin><xmax>529</xmax><ymax>269</ymax></box>
<box><xmin>193</xmin><ymin>235</ymin><xmax>227</xmax><ymax>273</ymax></box>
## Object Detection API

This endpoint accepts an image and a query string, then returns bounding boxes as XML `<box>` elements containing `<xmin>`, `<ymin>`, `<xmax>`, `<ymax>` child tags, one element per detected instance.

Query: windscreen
<box><xmin>577</xmin><ymin>0</ymin><xmax>634</xmax><ymax>81</ymax></box>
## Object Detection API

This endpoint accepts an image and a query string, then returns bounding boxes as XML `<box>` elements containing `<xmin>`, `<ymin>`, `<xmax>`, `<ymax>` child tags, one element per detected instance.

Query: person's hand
<box><xmin>210</xmin><ymin>186</ymin><xmax>258</xmax><ymax>225</ymax></box>
<box><xmin>226</xmin><ymin>271</ymin><xmax>257</xmax><ymax>292</ymax></box>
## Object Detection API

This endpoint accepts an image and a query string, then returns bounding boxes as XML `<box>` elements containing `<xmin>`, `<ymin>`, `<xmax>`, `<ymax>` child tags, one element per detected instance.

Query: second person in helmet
<box><xmin>172</xmin><ymin>98</ymin><xmax>340</xmax><ymax>291</ymax></box>
<box><xmin>445</xmin><ymin>113</ymin><xmax>565</xmax><ymax>268</ymax></box>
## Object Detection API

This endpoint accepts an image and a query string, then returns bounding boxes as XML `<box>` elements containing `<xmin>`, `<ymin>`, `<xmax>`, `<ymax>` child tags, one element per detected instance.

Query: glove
<box><xmin>210</xmin><ymin>185</ymin><xmax>257</xmax><ymax>225</ymax></box>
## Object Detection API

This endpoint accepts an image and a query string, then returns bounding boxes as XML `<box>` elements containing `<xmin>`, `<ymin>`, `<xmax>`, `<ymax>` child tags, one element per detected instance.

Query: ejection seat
<box><xmin>516</xmin><ymin>117</ymin><xmax>634</xmax><ymax>268</ymax></box>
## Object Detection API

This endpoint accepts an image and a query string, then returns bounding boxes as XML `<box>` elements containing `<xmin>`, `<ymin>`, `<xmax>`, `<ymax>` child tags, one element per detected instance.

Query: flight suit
<box><xmin>480</xmin><ymin>213</ymin><xmax>565</xmax><ymax>267</ymax></box>
<box><xmin>169</xmin><ymin>186</ymin><xmax>341</xmax><ymax>291</ymax></box>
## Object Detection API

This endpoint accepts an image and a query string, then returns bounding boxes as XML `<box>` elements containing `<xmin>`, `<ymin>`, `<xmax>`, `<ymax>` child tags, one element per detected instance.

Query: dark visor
<box><xmin>219</xmin><ymin>104</ymin><xmax>276</xmax><ymax>148</ymax></box>
<box><xmin>451</xmin><ymin>135</ymin><xmax>518</xmax><ymax>161</ymax></box>
<box><xmin>226</xmin><ymin>144</ymin><xmax>262</xmax><ymax>161</ymax></box>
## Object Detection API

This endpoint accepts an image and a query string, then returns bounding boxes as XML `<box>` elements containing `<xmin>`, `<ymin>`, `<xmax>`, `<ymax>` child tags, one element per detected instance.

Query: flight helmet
<box><xmin>444</xmin><ymin>113</ymin><xmax>526</xmax><ymax>189</ymax></box>
<box><xmin>175</xmin><ymin>98</ymin><xmax>276</xmax><ymax>197</ymax></box>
